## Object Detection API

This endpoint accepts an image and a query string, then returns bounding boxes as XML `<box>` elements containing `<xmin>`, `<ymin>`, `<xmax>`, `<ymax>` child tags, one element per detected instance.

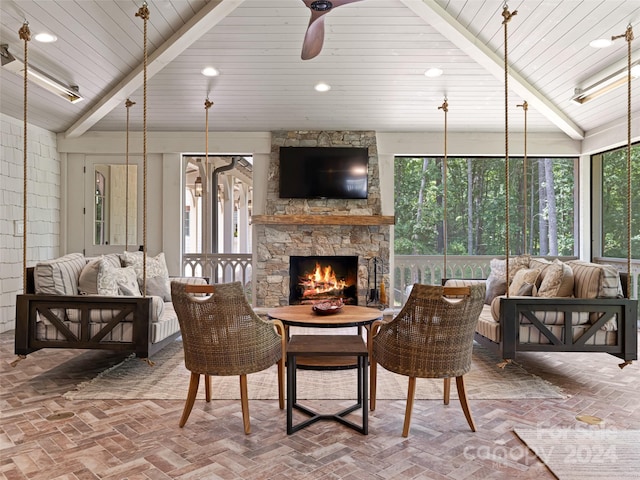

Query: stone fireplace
<box><xmin>253</xmin><ymin>130</ymin><xmax>391</xmax><ymax>308</ymax></box>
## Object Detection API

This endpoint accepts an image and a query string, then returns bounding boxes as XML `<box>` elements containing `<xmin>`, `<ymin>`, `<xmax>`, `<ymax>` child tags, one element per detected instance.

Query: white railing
<box><xmin>393</xmin><ymin>255</ymin><xmax>493</xmax><ymax>306</ymax></box>
<box><xmin>181</xmin><ymin>253</ymin><xmax>638</xmax><ymax>318</ymax></box>
<box><xmin>182</xmin><ymin>253</ymin><xmax>252</xmax><ymax>286</ymax></box>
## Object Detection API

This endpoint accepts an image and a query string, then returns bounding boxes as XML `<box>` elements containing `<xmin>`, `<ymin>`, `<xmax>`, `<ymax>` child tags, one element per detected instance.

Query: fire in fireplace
<box><xmin>289</xmin><ymin>255</ymin><xmax>358</xmax><ymax>305</ymax></box>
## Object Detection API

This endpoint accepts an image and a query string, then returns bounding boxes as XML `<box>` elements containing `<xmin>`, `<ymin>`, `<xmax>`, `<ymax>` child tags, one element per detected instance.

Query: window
<box><xmin>394</xmin><ymin>156</ymin><xmax>577</xmax><ymax>256</ymax></box>
<box><xmin>595</xmin><ymin>143</ymin><xmax>639</xmax><ymax>259</ymax></box>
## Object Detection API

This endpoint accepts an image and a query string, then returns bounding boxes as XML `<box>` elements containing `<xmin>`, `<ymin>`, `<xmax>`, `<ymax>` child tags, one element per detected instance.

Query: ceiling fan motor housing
<box><xmin>311</xmin><ymin>1</ymin><xmax>333</xmax><ymax>11</ymax></box>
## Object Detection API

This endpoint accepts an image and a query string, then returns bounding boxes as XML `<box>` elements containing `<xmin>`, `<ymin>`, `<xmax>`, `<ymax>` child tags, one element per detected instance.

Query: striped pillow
<box><xmin>34</xmin><ymin>253</ymin><xmax>86</xmax><ymax>295</ymax></box>
<box><xmin>566</xmin><ymin>260</ymin><xmax>622</xmax><ymax>331</ymax></box>
<box><xmin>566</xmin><ymin>261</ymin><xmax>622</xmax><ymax>299</ymax></box>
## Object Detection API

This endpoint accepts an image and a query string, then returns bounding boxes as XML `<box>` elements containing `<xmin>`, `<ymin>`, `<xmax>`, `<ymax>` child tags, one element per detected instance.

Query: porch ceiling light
<box><xmin>314</xmin><ymin>82</ymin><xmax>331</xmax><ymax>92</ymax></box>
<box><xmin>424</xmin><ymin>67</ymin><xmax>443</xmax><ymax>78</ymax></box>
<box><xmin>572</xmin><ymin>59</ymin><xmax>640</xmax><ymax>104</ymax></box>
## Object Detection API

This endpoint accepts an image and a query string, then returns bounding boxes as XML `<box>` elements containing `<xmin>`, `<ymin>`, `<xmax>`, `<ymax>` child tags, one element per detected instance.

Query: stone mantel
<box><xmin>252</xmin><ymin>215</ymin><xmax>394</xmax><ymax>226</ymax></box>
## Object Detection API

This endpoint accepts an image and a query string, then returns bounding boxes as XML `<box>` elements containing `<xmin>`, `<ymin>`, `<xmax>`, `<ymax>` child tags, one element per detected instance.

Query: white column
<box><xmin>222</xmin><ymin>174</ymin><xmax>234</xmax><ymax>254</ymax></box>
<box><xmin>238</xmin><ymin>183</ymin><xmax>250</xmax><ymax>253</ymax></box>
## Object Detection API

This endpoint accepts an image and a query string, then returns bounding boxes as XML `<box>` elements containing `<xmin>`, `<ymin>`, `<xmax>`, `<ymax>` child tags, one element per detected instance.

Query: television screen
<box><xmin>279</xmin><ymin>147</ymin><xmax>368</xmax><ymax>199</ymax></box>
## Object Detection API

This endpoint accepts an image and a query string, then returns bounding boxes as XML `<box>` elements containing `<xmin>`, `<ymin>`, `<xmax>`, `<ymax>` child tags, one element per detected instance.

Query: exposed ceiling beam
<box><xmin>65</xmin><ymin>0</ymin><xmax>245</xmax><ymax>139</ymax></box>
<box><xmin>401</xmin><ymin>0</ymin><xmax>584</xmax><ymax>140</ymax></box>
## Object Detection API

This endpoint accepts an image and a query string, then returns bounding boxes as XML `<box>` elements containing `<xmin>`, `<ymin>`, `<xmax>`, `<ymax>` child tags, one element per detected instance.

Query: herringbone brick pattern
<box><xmin>2</xmin><ymin>331</ymin><xmax>639</xmax><ymax>479</ymax></box>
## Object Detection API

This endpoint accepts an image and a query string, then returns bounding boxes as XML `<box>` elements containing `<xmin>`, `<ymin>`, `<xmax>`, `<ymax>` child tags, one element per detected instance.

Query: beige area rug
<box><xmin>514</xmin><ymin>428</ymin><xmax>640</xmax><ymax>480</ymax></box>
<box><xmin>63</xmin><ymin>337</ymin><xmax>565</xmax><ymax>401</ymax></box>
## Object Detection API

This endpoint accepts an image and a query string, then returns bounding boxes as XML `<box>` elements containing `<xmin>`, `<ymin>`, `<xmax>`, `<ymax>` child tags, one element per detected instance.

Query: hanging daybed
<box><xmin>441</xmin><ymin>14</ymin><xmax>637</xmax><ymax>367</ymax></box>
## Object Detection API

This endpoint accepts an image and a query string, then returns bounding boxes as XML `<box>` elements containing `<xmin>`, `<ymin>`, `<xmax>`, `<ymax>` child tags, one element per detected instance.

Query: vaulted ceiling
<box><xmin>1</xmin><ymin>0</ymin><xmax>638</xmax><ymax>140</ymax></box>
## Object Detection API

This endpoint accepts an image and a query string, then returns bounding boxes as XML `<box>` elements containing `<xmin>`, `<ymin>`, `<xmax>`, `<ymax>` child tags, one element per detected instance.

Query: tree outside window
<box><xmin>600</xmin><ymin>143</ymin><xmax>639</xmax><ymax>259</ymax></box>
<box><xmin>394</xmin><ymin>156</ymin><xmax>576</xmax><ymax>257</ymax></box>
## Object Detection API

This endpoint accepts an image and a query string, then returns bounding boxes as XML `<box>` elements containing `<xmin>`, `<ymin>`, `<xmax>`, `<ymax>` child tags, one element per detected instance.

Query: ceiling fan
<box><xmin>300</xmin><ymin>0</ymin><xmax>363</xmax><ymax>60</ymax></box>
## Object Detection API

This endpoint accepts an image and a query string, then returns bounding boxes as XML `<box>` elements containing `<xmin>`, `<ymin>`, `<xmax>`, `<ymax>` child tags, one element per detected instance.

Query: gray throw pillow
<box><xmin>143</xmin><ymin>276</ymin><xmax>171</xmax><ymax>302</ymax></box>
<box><xmin>484</xmin><ymin>275</ymin><xmax>507</xmax><ymax>305</ymax></box>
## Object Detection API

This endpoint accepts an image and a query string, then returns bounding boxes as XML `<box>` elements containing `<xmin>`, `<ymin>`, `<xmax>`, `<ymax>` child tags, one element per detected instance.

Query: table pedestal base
<box><xmin>286</xmin><ymin>335</ymin><xmax>368</xmax><ymax>435</ymax></box>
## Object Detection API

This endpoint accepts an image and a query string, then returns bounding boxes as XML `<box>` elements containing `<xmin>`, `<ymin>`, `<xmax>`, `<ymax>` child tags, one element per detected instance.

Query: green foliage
<box><xmin>394</xmin><ymin>156</ymin><xmax>576</xmax><ymax>256</ymax></box>
<box><xmin>602</xmin><ymin>144</ymin><xmax>640</xmax><ymax>258</ymax></box>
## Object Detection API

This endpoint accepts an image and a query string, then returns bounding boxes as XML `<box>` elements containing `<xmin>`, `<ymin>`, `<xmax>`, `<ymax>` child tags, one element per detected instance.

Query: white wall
<box><xmin>1</xmin><ymin>114</ymin><xmax>60</xmax><ymax>333</ymax></box>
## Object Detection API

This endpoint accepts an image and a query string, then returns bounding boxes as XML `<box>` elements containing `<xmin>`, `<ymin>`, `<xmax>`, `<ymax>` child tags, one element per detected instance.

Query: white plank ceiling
<box><xmin>0</xmin><ymin>0</ymin><xmax>638</xmax><ymax>139</ymax></box>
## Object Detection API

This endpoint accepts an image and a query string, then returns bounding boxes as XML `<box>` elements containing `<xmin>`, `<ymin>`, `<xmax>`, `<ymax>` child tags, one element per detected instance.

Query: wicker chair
<box><xmin>371</xmin><ymin>283</ymin><xmax>486</xmax><ymax>437</ymax></box>
<box><xmin>170</xmin><ymin>281</ymin><xmax>286</xmax><ymax>434</ymax></box>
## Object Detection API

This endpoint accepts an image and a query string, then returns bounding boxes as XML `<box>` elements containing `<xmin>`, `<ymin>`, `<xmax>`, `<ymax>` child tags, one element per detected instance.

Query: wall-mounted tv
<box><xmin>279</xmin><ymin>146</ymin><xmax>369</xmax><ymax>199</ymax></box>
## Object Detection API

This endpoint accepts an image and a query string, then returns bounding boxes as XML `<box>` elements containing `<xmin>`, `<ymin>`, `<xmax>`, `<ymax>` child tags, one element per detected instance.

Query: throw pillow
<box><xmin>122</xmin><ymin>251</ymin><xmax>169</xmax><ymax>282</ymax></box>
<box><xmin>97</xmin><ymin>259</ymin><xmax>141</xmax><ymax>296</ymax></box>
<box><xmin>145</xmin><ymin>276</ymin><xmax>171</xmax><ymax>302</ymax></box>
<box><xmin>516</xmin><ymin>282</ymin><xmax>536</xmax><ymax>296</ymax></box>
<box><xmin>529</xmin><ymin>257</ymin><xmax>553</xmax><ymax>287</ymax></box>
<box><xmin>536</xmin><ymin>260</ymin><xmax>574</xmax><ymax>297</ymax></box>
<box><xmin>78</xmin><ymin>258</ymin><xmax>101</xmax><ymax>295</ymax></box>
<box><xmin>79</xmin><ymin>254</ymin><xmax>124</xmax><ymax>295</ymax></box>
<box><xmin>565</xmin><ymin>260</ymin><xmax>622</xmax><ymax>299</ymax></box>
<box><xmin>118</xmin><ymin>270</ymin><xmax>142</xmax><ymax>296</ymax></box>
<box><xmin>484</xmin><ymin>256</ymin><xmax>530</xmax><ymax>304</ymax></box>
<box><xmin>508</xmin><ymin>268</ymin><xmax>541</xmax><ymax>296</ymax></box>
<box><xmin>484</xmin><ymin>275</ymin><xmax>507</xmax><ymax>305</ymax></box>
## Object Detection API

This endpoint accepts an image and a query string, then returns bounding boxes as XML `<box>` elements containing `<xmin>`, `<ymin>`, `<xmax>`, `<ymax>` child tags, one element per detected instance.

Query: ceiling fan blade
<box><xmin>301</xmin><ymin>15</ymin><xmax>326</xmax><ymax>60</ymax></box>
<box><xmin>329</xmin><ymin>0</ymin><xmax>363</xmax><ymax>6</ymax></box>
<box><xmin>300</xmin><ymin>0</ymin><xmax>364</xmax><ymax>60</ymax></box>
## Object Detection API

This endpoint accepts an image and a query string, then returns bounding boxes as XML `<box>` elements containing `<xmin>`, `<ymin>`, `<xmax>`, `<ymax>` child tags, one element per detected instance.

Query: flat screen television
<box><xmin>279</xmin><ymin>146</ymin><xmax>369</xmax><ymax>199</ymax></box>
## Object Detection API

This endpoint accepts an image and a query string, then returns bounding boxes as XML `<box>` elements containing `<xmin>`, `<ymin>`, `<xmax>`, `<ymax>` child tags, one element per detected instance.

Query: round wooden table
<box><xmin>267</xmin><ymin>305</ymin><xmax>383</xmax><ymax>369</ymax></box>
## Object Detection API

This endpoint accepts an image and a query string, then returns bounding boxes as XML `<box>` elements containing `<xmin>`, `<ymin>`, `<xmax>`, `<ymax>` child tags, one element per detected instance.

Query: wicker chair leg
<box><xmin>277</xmin><ymin>358</ymin><xmax>285</xmax><ymax>410</ymax></box>
<box><xmin>402</xmin><ymin>376</ymin><xmax>417</xmax><ymax>437</ymax></box>
<box><xmin>205</xmin><ymin>374</ymin><xmax>212</xmax><ymax>402</ymax></box>
<box><xmin>370</xmin><ymin>359</ymin><xmax>377</xmax><ymax>411</ymax></box>
<box><xmin>179</xmin><ymin>372</ymin><xmax>200</xmax><ymax>427</ymax></box>
<box><xmin>443</xmin><ymin>377</ymin><xmax>451</xmax><ymax>405</ymax></box>
<box><xmin>455</xmin><ymin>376</ymin><xmax>477</xmax><ymax>432</ymax></box>
<box><xmin>240</xmin><ymin>374</ymin><xmax>251</xmax><ymax>434</ymax></box>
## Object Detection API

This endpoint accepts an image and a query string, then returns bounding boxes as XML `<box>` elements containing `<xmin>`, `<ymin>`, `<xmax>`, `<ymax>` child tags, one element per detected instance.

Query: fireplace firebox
<box><xmin>289</xmin><ymin>256</ymin><xmax>358</xmax><ymax>305</ymax></box>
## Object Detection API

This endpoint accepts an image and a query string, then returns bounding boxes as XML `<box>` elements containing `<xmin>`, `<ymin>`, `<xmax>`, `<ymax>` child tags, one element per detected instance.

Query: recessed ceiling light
<box><xmin>589</xmin><ymin>38</ymin><xmax>612</xmax><ymax>49</ymax></box>
<box><xmin>34</xmin><ymin>33</ymin><xmax>57</xmax><ymax>43</ymax></box>
<box><xmin>424</xmin><ymin>67</ymin><xmax>443</xmax><ymax>78</ymax></box>
<box><xmin>314</xmin><ymin>82</ymin><xmax>331</xmax><ymax>92</ymax></box>
<box><xmin>201</xmin><ymin>67</ymin><xmax>219</xmax><ymax>77</ymax></box>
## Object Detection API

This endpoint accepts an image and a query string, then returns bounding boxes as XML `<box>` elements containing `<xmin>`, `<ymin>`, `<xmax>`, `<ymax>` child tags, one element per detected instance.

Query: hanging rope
<box><xmin>125</xmin><ymin>98</ymin><xmax>135</xmax><ymax>252</ymax></box>
<box><xmin>438</xmin><ymin>98</ymin><xmax>448</xmax><ymax>282</ymax></box>
<box><xmin>204</xmin><ymin>98</ymin><xmax>213</xmax><ymax>279</ymax></box>
<box><xmin>502</xmin><ymin>3</ymin><xmax>517</xmax><ymax>296</ymax></box>
<box><xmin>19</xmin><ymin>21</ymin><xmax>30</xmax><ymax>294</ymax></box>
<box><xmin>136</xmin><ymin>2</ymin><xmax>149</xmax><ymax>296</ymax></box>
<box><xmin>517</xmin><ymin>100</ymin><xmax>528</xmax><ymax>255</ymax></box>
<box><xmin>612</xmin><ymin>24</ymin><xmax>634</xmax><ymax>299</ymax></box>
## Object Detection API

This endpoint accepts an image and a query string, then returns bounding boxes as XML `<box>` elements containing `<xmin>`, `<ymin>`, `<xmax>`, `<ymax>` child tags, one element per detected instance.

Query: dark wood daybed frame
<box><xmin>474</xmin><ymin>274</ymin><xmax>638</xmax><ymax>366</ymax></box>
<box><xmin>14</xmin><ymin>268</ymin><xmax>180</xmax><ymax>359</ymax></box>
